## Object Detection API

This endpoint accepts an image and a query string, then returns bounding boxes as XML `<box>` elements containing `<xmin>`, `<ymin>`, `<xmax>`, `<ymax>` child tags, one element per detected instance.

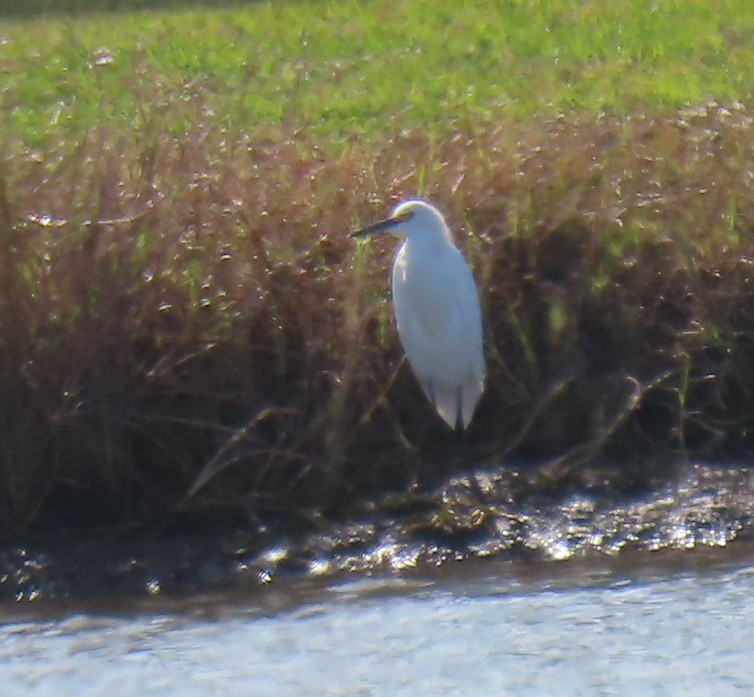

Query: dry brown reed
<box><xmin>3</xmin><ymin>103</ymin><xmax>754</xmax><ymax>533</ymax></box>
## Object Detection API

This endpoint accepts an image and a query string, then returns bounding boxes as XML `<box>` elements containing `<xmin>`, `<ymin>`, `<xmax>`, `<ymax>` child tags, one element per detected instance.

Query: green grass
<box><xmin>3</xmin><ymin>0</ymin><xmax>754</xmax><ymax>150</ymax></box>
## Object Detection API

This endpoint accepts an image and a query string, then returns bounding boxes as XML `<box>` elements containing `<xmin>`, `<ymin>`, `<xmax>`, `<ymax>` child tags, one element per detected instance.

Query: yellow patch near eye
<box><xmin>392</xmin><ymin>209</ymin><xmax>415</xmax><ymax>223</ymax></box>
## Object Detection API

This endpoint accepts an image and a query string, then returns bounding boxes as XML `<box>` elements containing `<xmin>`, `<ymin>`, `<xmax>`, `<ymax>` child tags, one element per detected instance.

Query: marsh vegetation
<box><xmin>2</xmin><ymin>1</ymin><xmax>754</xmax><ymax>537</ymax></box>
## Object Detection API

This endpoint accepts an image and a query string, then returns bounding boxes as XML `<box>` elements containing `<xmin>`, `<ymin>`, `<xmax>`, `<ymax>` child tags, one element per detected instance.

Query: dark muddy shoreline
<box><xmin>2</xmin><ymin>460</ymin><xmax>753</xmax><ymax>612</ymax></box>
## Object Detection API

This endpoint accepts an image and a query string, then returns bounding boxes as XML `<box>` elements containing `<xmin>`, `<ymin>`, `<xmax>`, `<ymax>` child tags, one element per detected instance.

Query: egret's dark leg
<box><xmin>426</xmin><ymin>379</ymin><xmax>437</xmax><ymax>412</ymax></box>
<box><xmin>455</xmin><ymin>385</ymin><xmax>485</xmax><ymax>502</ymax></box>
<box><xmin>454</xmin><ymin>385</ymin><xmax>463</xmax><ymax>431</ymax></box>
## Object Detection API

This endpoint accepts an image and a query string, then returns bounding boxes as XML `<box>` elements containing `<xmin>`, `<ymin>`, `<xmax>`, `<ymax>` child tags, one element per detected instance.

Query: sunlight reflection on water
<box><xmin>2</xmin><ymin>558</ymin><xmax>754</xmax><ymax>696</ymax></box>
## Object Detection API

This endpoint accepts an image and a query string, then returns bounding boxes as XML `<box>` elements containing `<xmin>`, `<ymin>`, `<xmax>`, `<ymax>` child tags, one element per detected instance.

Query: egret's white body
<box><xmin>352</xmin><ymin>199</ymin><xmax>485</xmax><ymax>429</ymax></box>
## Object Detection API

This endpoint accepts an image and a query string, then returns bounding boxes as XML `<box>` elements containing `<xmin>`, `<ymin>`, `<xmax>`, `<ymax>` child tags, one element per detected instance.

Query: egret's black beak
<box><xmin>350</xmin><ymin>210</ymin><xmax>413</xmax><ymax>238</ymax></box>
<box><xmin>350</xmin><ymin>217</ymin><xmax>398</xmax><ymax>239</ymax></box>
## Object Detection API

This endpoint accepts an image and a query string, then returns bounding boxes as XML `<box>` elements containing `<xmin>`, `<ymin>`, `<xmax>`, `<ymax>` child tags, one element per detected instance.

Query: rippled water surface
<box><xmin>3</xmin><ymin>551</ymin><xmax>754</xmax><ymax>696</ymax></box>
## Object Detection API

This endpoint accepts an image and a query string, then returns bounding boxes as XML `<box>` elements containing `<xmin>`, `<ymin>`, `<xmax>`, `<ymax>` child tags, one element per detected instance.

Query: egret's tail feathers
<box><xmin>423</xmin><ymin>374</ymin><xmax>484</xmax><ymax>430</ymax></box>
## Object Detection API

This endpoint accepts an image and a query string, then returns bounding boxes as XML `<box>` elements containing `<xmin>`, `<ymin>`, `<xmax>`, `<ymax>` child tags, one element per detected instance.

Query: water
<box><xmin>2</xmin><ymin>554</ymin><xmax>754</xmax><ymax>696</ymax></box>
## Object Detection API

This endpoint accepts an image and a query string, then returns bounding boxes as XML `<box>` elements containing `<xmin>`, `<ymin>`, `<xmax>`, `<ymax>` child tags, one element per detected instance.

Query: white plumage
<box><xmin>352</xmin><ymin>199</ymin><xmax>485</xmax><ymax>429</ymax></box>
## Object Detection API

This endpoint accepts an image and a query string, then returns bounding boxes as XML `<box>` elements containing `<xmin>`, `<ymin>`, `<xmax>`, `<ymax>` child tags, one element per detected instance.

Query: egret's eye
<box><xmin>393</xmin><ymin>209</ymin><xmax>415</xmax><ymax>223</ymax></box>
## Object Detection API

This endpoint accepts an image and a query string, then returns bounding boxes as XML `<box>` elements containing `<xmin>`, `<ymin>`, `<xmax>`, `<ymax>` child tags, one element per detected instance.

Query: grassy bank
<box><xmin>4</xmin><ymin>0</ymin><xmax>754</xmax><ymax>148</ymax></box>
<box><xmin>2</xmin><ymin>1</ymin><xmax>754</xmax><ymax>534</ymax></box>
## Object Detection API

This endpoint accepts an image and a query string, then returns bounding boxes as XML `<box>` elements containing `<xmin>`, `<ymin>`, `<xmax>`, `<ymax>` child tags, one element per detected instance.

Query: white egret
<box><xmin>352</xmin><ymin>199</ymin><xmax>485</xmax><ymax>430</ymax></box>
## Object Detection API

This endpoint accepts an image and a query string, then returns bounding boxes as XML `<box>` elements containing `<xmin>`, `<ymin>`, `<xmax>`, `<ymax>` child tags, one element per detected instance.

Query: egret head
<box><xmin>351</xmin><ymin>199</ymin><xmax>452</xmax><ymax>243</ymax></box>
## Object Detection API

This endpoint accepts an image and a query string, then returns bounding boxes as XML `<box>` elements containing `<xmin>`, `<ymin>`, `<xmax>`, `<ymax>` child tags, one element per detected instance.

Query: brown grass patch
<box><xmin>3</xmin><ymin>104</ymin><xmax>754</xmax><ymax>533</ymax></box>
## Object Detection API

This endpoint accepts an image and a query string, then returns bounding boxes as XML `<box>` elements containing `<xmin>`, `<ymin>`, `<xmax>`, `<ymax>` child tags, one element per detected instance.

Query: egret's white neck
<box><xmin>401</xmin><ymin>220</ymin><xmax>455</xmax><ymax>257</ymax></box>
